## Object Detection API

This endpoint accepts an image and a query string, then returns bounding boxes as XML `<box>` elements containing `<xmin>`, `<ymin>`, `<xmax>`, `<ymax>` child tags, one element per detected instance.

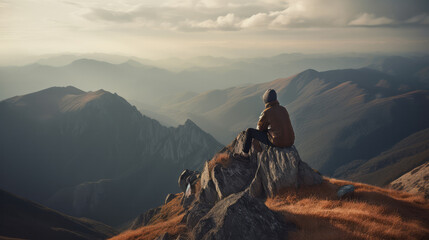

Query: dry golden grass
<box><xmin>208</xmin><ymin>153</ymin><xmax>232</xmax><ymax>171</ymax></box>
<box><xmin>110</xmin><ymin>170</ymin><xmax>429</xmax><ymax>240</ymax></box>
<box><xmin>110</xmin><ymin>194</ymin><xmax>187</xmax><ymax>240</ymax></box>
<box><xmin>266</xmin><ymin>178</ymin><xmax>429</xmax><ymax>240</ymax></box>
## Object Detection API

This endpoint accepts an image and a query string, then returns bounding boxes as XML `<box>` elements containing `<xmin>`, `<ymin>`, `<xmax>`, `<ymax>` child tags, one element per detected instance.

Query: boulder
<box><xmin>210</xmin><ymin>156</ymin><xmax>257</xmax><ymax>200</ymax></box>
<box><xmin>192</xmin><ymin>191</ymin><xmax>292</xmax><ymax>240</ymax></box>
<box><xmin>178</xmin><ymin>169</ymin><xmax>200</xmax><ymax>192</ymax></box>
<box><xmin>200</xmin><ymin>132</ymin><xmax>322</xmax><ymax>200</ymax></box>
<box><xmin>337</xmin><ymin>185</ymin><xmax>355</xmax><ymax>198</ymax></box>
<box><xmin>198</xmin><ymin>162</ymin><xmax>220</xmax><ymax>205</ymax></box>
<box><xmin>248</xmin><ymin>145</ymin><xmax>323</xmax><ymax>198</ymax></box>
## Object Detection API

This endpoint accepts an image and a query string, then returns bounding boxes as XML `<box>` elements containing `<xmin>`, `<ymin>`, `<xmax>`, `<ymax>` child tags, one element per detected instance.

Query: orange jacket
<box><xmin>257</xmin><ymin>100</ymin><xmax>295</xmax><ymax>147</ymax></box>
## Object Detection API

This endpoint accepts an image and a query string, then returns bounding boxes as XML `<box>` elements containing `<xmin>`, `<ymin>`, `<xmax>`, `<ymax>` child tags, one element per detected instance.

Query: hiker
<box><xmin>235</xmin><ymin>89</ymin><xmax>295</xmax><ymax>158</ymax></box>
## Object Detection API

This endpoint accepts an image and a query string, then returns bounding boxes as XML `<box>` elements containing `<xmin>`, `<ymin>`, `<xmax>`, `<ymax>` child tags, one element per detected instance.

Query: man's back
<box><xmin>258</xmin><ymin>100</ymin><xmax>295</xmax><ymax>147</ymax></box>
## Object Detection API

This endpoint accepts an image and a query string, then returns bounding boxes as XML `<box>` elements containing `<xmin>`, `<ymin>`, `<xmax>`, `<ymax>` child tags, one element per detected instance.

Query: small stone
<box><xmin>337</xmin><ymin>184</ymin><xmax>355</xmax><ymax>198</ymax></box>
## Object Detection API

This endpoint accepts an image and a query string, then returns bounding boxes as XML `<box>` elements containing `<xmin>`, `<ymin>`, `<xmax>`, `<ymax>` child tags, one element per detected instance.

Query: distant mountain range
<box><xmin>0</xmin><ymin>188</ymin><xmax>117</xmax><ymax>240</ymax></box>
<box><xmin>157</xmin><ymin>56</ymin><xmax>429</xmax><ymax>183</ymax></box>
<box><xmin>0</xmin><ymin>53</ymin><xmax>411</xmax><ymax>106</ymax></box>
<box><xmin>0</xmin><ymin>87</ymin><xmax>222</xmax><ymax>226</ymax></box>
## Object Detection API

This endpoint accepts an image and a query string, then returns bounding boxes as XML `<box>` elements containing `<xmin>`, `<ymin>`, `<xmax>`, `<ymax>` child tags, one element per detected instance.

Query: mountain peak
<box><xmin>69</xmin><ymin>58</ymin><xmax>113</xmax><ymax>67</ymax></box>
<box><xmin>184</xmin><ymin>119</ymin><xmax>197</xmax><ymax>127</ymax></box>
<box><xmin>122</xmin><ymin>59</ymin><xmax>143</xmax><ymax>67</ymax></box>
<box><xmin>299</xmin><ymin>68</ymin><xmax>319</xmax><ymax>76</ymax></box>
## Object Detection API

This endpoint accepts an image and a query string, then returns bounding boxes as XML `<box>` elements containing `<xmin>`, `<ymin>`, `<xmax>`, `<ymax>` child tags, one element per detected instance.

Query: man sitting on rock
<box><xmin>235</xmin><ymin>89</ymin><xmax>295</xmax><ymax>159</ymax></box>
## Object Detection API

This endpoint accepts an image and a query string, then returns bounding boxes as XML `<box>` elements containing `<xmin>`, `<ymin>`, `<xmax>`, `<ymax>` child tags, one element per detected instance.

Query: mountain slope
<box><xmin>334</xmin><ymin>128</ymin><xmax>429</xmax><ymax>186</ymax></box>
<box><xmin>390</xmin><ymin>162</ymin><xmax>429</xmax><ymax>199</ymax></box>
<box><xmin>0</xmin><ymin>189</ymin><xmax>117</xmax><ymax>240</ymax></box>
<box><xmin>160</xmin><ymin>68</ymin><xmax>429</xmax><ymax>176</ymax></box>
<box><xmin>0</xmin><ymin>87</ymin><xmax>222</xmax><ymax>225</ymax></box>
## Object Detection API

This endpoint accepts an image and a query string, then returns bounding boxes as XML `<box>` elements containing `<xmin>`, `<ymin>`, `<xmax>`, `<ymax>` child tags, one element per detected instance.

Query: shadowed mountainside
<box><xmin>0</xmin><ymin>189</ymin><xmax>117</xmax><ymax>240</ymax></box>
<box><xmin>334</xmin><ymin>128</ymin><xmax>429</xmax><ymax>186</ymax></box>
<box><xmin>0</xmin><ymin>87</ymin><xmax>222</xmax><ymax>225</ymax></box>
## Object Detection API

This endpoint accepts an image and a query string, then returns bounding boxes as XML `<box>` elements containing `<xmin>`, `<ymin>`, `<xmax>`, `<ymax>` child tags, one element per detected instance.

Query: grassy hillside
<box><xmin>110</xmin><ymin>178</ymin><xmax>429</xmax><ymax>240</ymax></box>
<box><xmin>0</xmin><ymin>189</ymin><xmax>117</xmax><ymax>240</ymax></box>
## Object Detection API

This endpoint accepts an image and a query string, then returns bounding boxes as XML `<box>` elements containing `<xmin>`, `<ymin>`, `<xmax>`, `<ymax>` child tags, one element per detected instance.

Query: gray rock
<box><xmin>211</xmin><ymin>156</ymin><xmax>257</xmax><ymax>200</ymax></box>
<box><xmin>249</xmin><ymin>144</ymin><xmax>322</xmax><ymax>198</ymax></box>
<box><xmin>192</xmin><ymin>191</ymin><xmax>292</xmax><ymax>240</ymax></box>
<box><xmin>178</xmin><ymin>169</ymin><xmax>200</xmax><ymax>192</ymax></box>
<box><xmin>198</xmin><ymin>162</ymin><xmax>220</xmax><ymax>205</ymax></box>
<box><xmin>156</xmin><ymin>232</ymin><xmax>170</xmax><ymax>240</ymax></box>
<box><xmin>129</xmin><ymin>206</ymin><xmax>161</xmax><ymax>229</ymax></box>
<box><xmin>202</xmin><ymin>132</ymin><xmax>322</xmax><ymax>200</ymax></box>
<box><xmin>176</xmin><ymin>234</ymin><xmax>188</xmax><ymax>240</ymax></box>
<box><xmin>184</xmin><ymin>202</ymin><xmax>212</xmax><ymax>230</ymax></box>
<box><xmin>337</xmin><ymin>185</ymin><xmax>355</xmax><ymax>198</ymax></box>
<box><xmin>181</xmin><ymin>192</ymin><xmax>195</xmax><ymax>209</ymax></box>
<box><xmin>165</xmin><ymin>193</ymin><xmax>177</xmax><ymax>204</ymax></box>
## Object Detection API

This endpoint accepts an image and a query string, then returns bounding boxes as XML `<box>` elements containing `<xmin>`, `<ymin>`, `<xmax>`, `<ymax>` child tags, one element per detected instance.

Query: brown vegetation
<box><xmin>208</xmin><ymin>153</ymin><xmax>232</xmax><ymax>171</ymax></box>
<box><xmin>266</xmin><ymin>178</ymin><xmax>429</xmax><ymax>240</ymax></box>
<box><xmin>110</xmin><ymin>194</ymin><xmax>187</xmax><ymax>240</ymax></box>
<box><xmin>110</xmin><ymin>176</ymin><xmax>429</xmax><ymax>240</ymax></box>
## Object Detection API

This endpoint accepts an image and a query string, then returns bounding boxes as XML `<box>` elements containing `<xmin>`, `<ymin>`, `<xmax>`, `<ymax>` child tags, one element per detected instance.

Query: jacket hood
<box><xmin>265</xmin><ymin>100</ymin><xmax>279</xmax><ymax>108</ymax></box>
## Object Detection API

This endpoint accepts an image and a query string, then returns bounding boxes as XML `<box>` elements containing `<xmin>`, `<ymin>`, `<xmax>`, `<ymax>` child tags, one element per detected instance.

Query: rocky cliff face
<box><xmin>135</xmin><ymin>131</ymin><xmax>322</xmax><ymax>239</ymax></box>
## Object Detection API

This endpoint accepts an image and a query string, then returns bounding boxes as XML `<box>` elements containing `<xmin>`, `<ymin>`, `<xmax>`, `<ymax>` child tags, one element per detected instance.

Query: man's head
<box><xmin>263</xmin><ymin>89</ymin><xmax>277</xmax><ymax>103</ymax></box>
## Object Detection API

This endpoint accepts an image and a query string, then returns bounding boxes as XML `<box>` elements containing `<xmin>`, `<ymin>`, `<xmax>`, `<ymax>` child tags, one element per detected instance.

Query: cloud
<box><xmin>179</xmin><ymin>13</ymin><xmax>241</xmax><ymax>31</ymax></box>
<box><xmin>349</xmin><ymin>13</ymin><xmax>394</xmax><ymax>26</ymax></box>
<box><xmin>405</xmin><ymin>14</ymin><xmax>429</xmax><ymax>25</ymax></box>
<box><xmin>80</xmin><ymin>0</ymin><xmax>429</xmax><ymax>31</ymax></box>
<box><xmin>85</xmin><ymin>8</ymin><xmax>136</xmax><ymax>22</ymax></box>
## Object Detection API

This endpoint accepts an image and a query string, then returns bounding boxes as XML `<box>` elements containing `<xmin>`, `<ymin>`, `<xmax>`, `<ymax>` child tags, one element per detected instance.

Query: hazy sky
<box><xmin>1</xmin><ymin>0</ymin><xmax>429</xmax><ymax>61</ymax></box>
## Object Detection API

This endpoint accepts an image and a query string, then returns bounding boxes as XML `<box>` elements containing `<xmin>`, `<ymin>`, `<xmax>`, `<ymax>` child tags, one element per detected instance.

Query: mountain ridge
<box><xmin>0</xmin><ymin>87</ymin><xmax>223</xmax><ymax>225</ymax></box>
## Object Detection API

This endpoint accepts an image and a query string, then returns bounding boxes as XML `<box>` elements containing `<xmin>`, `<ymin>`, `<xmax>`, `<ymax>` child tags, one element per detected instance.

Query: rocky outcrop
<box><xmin>198</xmin><ymin>132</ymin><xmax>322</xmax><ymax>203</ymax></box>
<box><xmin>390</xmin><ymin>162</ymin><xmax>429</xmax><ymax>198</ymax></box>
<box><xmin>169</xmin><ymin>132</ymin><xmax>321</xmax><ymax>239</ymax></box>
<box><xmin>192</xmin><ymin>191</ymin><xmax>291</xmax><ymax>240</ymax></box>
<box><xmin>136</xmin><ymin>131</ymin><xmax>321</xmax><ymax>239</ymax></box>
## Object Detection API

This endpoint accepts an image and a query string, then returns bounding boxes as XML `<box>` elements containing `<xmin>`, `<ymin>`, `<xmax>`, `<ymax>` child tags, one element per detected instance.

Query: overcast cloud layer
<box><xmin>0</xmin><ymin>0</ymin><xmax>428</xmax><ymax>62</ymax></box>
<box><xmin>83</xmin><ymin>0</ymin><xmax>429</xmax><ymax>31</ymax></box>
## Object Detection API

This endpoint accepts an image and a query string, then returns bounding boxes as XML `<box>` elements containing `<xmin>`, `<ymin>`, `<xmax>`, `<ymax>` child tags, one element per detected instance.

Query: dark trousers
<box><xmin>243</xmin><ymin>128</ymin><xmax>272</xmax><ymax>153</ymax></box>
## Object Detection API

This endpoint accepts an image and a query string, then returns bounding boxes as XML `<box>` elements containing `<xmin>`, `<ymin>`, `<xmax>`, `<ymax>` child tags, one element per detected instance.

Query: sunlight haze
<box><xmin>1</xmin><ymin>0</ymin><xmax>428</xmax><ymax>64</ymax></box>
